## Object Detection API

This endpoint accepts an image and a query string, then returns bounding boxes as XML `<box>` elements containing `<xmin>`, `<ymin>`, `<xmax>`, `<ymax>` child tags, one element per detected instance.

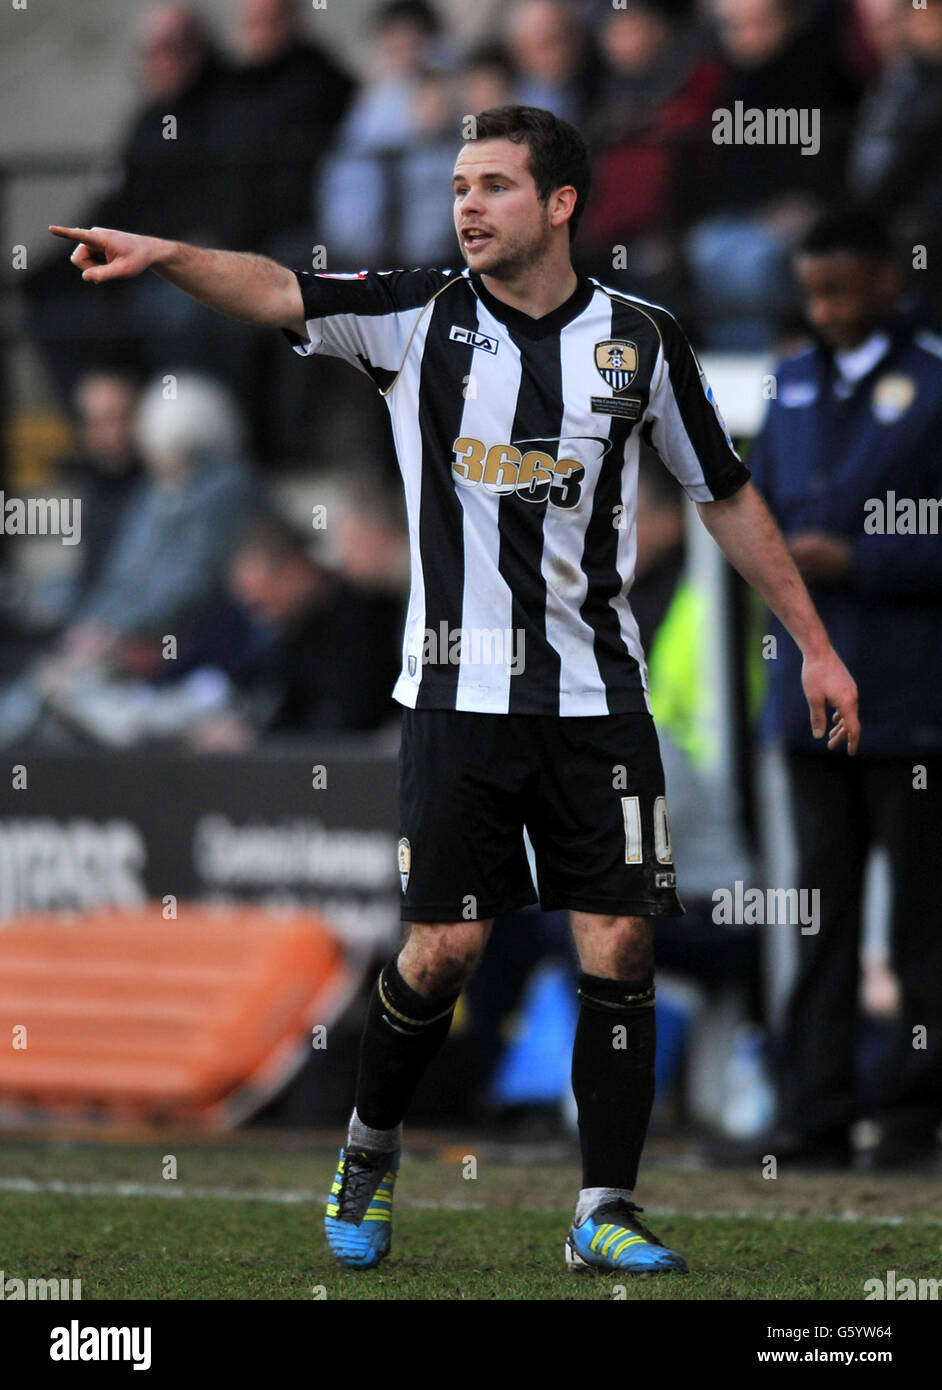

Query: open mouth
<box><xmin>462</xmin><ymin>230</ymin><xmax>493</xmax><ymax>250</ymax></box>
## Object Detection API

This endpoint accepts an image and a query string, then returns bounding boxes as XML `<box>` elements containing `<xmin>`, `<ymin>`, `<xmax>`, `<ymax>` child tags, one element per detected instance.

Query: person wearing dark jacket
<box><xmin>175</xmin><ymin>513</ymin><xmax>403</xmax><ymax>745</ymax></box>
<box><xmin>226</xmin><ymin>0</ymin><xmax>356</xmax><ymax>253</ymax></box>
<box><xmin>62</xmin><ymin>372</ymin><xmax>143</xmax><ymax>584</ymax></box>
<box><xmin>749</xmin><ymin>207</ymin><xmax>942</xmax><ymax>1168</ymax></box>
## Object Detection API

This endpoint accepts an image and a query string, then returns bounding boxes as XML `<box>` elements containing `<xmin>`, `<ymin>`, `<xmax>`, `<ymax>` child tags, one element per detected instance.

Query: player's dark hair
<box><xmin>469</xmin><ymin>105</ymin><xmax>592</xmax><ymax>243</ymax></box>
<box><xmin>796</xmin><ymin>206</ymin><xmax>894</xmax><ymax>263</ymax></box>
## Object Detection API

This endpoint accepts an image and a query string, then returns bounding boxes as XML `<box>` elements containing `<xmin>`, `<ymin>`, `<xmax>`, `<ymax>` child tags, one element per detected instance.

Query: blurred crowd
<box><xmin>21</xmin><ymin>0</ymin><xmax>942</xmax><ymax>445</ymax></box>
<box><xmin>6</xmin><ymin>0</ymin><xmax>942</xmax><ymax>749</ymax></box>
<box><xmin>0</xmin><ymin>367</ymin><xmax>406</xmax><ymax>750</ymax></box>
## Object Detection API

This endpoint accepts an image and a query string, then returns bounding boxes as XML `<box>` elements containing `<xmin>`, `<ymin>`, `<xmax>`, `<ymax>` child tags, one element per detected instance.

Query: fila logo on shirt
<box><xmin>449</xmin><ymin>324</ymin><xmax>499</xmax><ymax>354</ymax></box>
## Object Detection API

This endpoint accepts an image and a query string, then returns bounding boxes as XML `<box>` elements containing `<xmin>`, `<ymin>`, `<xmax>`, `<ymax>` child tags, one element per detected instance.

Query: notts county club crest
<box><xmin>595</xmin><ymin>339</ymin><xmax>638</xmax><ymax>393</ymax></box>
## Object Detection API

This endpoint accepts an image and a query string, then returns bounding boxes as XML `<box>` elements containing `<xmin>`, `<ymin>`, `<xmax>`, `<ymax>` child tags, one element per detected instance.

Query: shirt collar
<box><xmin>832</xmin><ymin>330</ymin><xmax>892</xmax><ymax>393</ymax></box>
<box><xmin>839</xmin><ymin>329</ymin><xmax>894</xmax><ymax>383</ymax></box>
<box><xmin>468</xmin><ymin>272</ymin><xmax>594</xmax><ymax>340</ymax></box>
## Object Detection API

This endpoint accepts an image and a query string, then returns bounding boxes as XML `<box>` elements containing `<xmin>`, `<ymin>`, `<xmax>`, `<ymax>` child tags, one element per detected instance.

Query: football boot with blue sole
<box><xmin>565</xmin><ymin>1199</ymin><xmax>688</xmax><ymax>1274</ymax></box>
<box><xmin>325</xmin><ymin>1147</ymin><xmax>399</xmax><ymax>1269</ymax></box>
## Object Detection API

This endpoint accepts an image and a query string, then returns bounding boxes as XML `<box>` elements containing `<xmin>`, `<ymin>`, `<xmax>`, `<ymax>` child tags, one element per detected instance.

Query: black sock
<box><xmin>571</xmin><ymin>971</ymin><xmax>656</xmax><ymax>1190</ymax></box>
<box><xmin>353</xmin><ymin>958</ymin><xmax>459</xmax><ymax>1132</ymax></box>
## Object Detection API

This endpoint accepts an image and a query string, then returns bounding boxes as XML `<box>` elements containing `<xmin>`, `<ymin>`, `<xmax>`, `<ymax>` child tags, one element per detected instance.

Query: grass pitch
<box><xmin>0</xmin><ymin>1131</ymin><xmax>939</xmax><ymax>1300</ymax></box>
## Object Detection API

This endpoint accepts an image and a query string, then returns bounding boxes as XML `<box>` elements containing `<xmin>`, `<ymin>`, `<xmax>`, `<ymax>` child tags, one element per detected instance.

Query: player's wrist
<box><xmin>149</xmin><ymin>236</ymin><xmax>184</xmax><ymax>275</ymax></box>
<box><xmin>799</xmin><ymin>632</ymin><xmax>833</xmax><ymax>663</ymax></box>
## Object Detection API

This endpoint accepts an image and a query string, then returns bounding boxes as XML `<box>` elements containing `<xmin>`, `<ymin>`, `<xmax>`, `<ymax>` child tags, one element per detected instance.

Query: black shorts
<box><xmin>397</xmin><ymin>708</ymin><xmax>685</xmax><ymax>922</ymax></box>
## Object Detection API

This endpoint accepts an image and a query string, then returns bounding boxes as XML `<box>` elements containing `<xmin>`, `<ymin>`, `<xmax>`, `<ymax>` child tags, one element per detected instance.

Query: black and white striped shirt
<box><xmin>285</xmin><ymin>267</ymin><xmax>750</xmax><ymax>716</ymax></box>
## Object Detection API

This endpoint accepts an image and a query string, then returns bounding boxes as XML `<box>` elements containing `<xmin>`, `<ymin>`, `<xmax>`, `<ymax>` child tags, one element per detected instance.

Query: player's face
<box><xmin>452</xmin><ymin>138</ymin><xmax>554</xmax><ymax>278</ymax></box>
<box><xmin>795</xmin><ymin>251</ymin><xmax>897</xmax><ymax>350</ymax></box>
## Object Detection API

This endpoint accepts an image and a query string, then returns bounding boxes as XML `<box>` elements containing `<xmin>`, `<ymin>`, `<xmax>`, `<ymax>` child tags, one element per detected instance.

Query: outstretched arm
<box><xmin>696</xmin><ymin>481</ymin><xmax>860</xmax><ymax>754</ymax></box>
<box><xmin>49</xmin><ymin>225</ymin><xmax>307</xmax><ymax>335</ymax></box>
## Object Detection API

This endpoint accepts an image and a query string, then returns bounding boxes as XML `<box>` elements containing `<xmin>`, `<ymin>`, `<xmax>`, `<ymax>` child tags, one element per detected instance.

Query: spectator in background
<box><xmin>0</xmin><ymin>371</ymin><xmax>144</xmax><ymax>686</ymax></box>
<box><xmin>748</xmin><ymin>208</ymin><xmax>942</xmax><ymax>1168</ymax></box>
<box><xmin>846</xmin><ymin>0</ymin><xmax>942</xmax><ymax>323</ymax></box>
<box><xmin>846</xmin><ymin>0</ymin><xmax>926</xmax><ymax>197</ymax></box>
<box><xmin>53</xmin><ymin>372</ymin><xmax>145</xmax><ymax>621</ymax></box>
<box><xmin>316</xmin><ymin>2</ymin><xmax>456</xmax><ymax>268</ymax></box>
<box><xmin>325</xmin><ymin>474</ymin><xmax>409</xmax><ymax>594</ymax></box>
<box><xmin>503</xmin><ymin>0</ymin><xmax>598</xmax><ymax>123</ymax></box>
<box><xmin>181</xmin><ymin>513</ymin><xmax>403</xmax><ymax>749</ymax></box>
<box><xmin>226</xmin><ymin>0</ymin><xmax>355</xmax><ymax>256</ymax></box>
<box><xmin>460</xmin><ymin>44</ymin><xmax>516</xmax><ymax>115</ymax></box>
<box><xmin>221</xmin><ymin>0</ymin><xmax>358</xmax><ymax>459</ymax></box>
<box><xmin>577</xmin><ymin>0</ymin><xmax>725</xmax><ymax>304</ymax></box>
<box><xmin>22</xmin><ymin>5</ymin><xmax>237</xmax><ymax>402</ymax></box>
<box><xmin>323</xmin><ymin>0</ymin><xmax>444</xmax><ymax>155</ymax></box>
<box><xmin>93</xmin><ymin>5</ymin><xmax>236</xmax><ymax>245</ymax></box>
<box><xmin>845</xmin><ymin>0</ymin><xmax>907</xmax><ymax>83</ymax></box>
<box><xmin>685</xmin><ymin>0</ymin><xmax>860</xmax><ymax>347</ymax></box>
<box><xmin>37</xmin><ymin>372</ymin><xmax>257</xmax><ymax>691</ymax></box>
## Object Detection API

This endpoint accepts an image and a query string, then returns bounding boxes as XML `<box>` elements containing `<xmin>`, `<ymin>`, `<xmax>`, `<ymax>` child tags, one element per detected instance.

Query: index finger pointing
<box><xmin>49</xmin><ymin>225</ymin><xmax>98</xmax><ymax>243</ymax></box>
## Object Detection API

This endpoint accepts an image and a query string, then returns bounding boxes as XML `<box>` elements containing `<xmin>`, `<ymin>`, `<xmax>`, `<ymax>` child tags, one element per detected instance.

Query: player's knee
<box><xmin>609</xmin><ymin>927</ymin><xmax>654</xmax><ymax>981</ymax></box>
<box><xmin>572</xmin><ymin>912</ymin><xmax>653</xmax><ymax>980</ymax></box>
<box><xmin>399</xmin><ymin>921</ymin><xmax>487</xmax><ymax>996</ymax></box>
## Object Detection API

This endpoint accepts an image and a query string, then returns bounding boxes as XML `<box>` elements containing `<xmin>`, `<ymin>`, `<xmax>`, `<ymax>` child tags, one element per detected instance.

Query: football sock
<box><xmin>353</xmin><ymin>957</ymin><xmax>460</xmax><ymax>1131</ymax></box>
<box><xmin>574</xmin><ymin>1186</ymin><xmax>635</xmax><ymax>1226</ymax></box>
<box><xmin>346</xmin><ymin>1108</ymin><xmax>401</xmax><ymax>1154</ymax></box>
<box><xmin>571</xmin><ymin>971</ymin><xmax>656</xmax><ymax>1191</ymax></box>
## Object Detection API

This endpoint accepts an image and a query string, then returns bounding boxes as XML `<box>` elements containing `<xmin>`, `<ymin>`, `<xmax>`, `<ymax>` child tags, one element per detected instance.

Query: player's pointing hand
<box><xmin>801</xmin><ymin>647</ymin><xmax>860</xmax><ymax>755</ymax></box>
<box><xmin>49</xmin><ymin>225</ymin><xmax>158</xmax><ymax>283</ymax></box>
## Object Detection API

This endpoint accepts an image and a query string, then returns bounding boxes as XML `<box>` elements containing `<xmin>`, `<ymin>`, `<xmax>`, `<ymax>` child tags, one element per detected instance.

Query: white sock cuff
<box><xmin>574</xmin><ymin>1186</ymin><xmax>634</xmax><ymax>1226</ymax></box>
<box><xmin>346</xmin><ymin>1108</ymin><xmax>402</xmax><ymax>1153</ymax></box>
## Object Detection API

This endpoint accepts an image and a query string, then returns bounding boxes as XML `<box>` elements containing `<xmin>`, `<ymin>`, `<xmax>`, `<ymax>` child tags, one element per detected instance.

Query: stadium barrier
<box><xmin>0</xmin><ymin>901</ymin><xmax>357</xmax><ymax>1128</ymax></box>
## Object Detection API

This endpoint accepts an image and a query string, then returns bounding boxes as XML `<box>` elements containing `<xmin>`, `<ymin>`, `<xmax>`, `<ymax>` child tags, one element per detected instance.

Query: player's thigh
<box><xmin>569</xmin><ymin>911</ymin><xmax>653</xmax><ymax>979</ymax></box>
<box><xmin>527</xmin><ymin>712</ymin><xmax>683</xmax><ymax>920</ymax></box>
<box><xmin>397</xmin><ymin>708</ymin><xmax>536</xmax><ymax>924</ymax></box>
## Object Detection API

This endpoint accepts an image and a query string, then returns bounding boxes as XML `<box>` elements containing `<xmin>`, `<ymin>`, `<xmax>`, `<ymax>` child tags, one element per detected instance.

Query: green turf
<box><xmin>1</xmin><ymin>1138</ymin><xmax>939</xmax><ymax>1299</ymax></box>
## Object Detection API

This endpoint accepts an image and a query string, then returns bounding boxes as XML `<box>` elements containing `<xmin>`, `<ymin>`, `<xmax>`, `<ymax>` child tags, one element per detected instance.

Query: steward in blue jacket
<box><xmin>748</xmin><ymin>207</ymin><xmax>942</xmax><ymax>1170</ymax></box>
<box><xmin>750</xmin><ymin>310</ymin><xmax>942</xmax><ymax>758</ymax></box>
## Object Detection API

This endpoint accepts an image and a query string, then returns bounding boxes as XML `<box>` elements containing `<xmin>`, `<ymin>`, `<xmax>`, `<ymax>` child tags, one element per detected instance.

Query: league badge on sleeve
<box><xmin>398</xmin><ymin>837</ymin><xmax>411</xmax><ymax>894</ymax></box>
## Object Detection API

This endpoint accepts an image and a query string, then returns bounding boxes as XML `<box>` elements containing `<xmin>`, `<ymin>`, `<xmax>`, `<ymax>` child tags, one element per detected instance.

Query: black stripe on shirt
<box><xmin>414</xmin><ymin>282</ymin><xmax>477</xmax><ymax>708</ymax></box>
<box><xmin>647</xmin><ymin>305</ymin><xmax>751</xmax><ymax>501</ymax></box>
<box><xmin>499</xmin><ymin>329</ymin><xmax>564</xmax><ymax>715</ymax></box>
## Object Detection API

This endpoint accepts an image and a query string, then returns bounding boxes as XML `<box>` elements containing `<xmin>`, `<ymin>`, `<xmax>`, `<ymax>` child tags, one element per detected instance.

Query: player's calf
<box><xmin>567</xmin><ymin>970</ymin><xmax>689</xmax><ymax>1273</ymax></box>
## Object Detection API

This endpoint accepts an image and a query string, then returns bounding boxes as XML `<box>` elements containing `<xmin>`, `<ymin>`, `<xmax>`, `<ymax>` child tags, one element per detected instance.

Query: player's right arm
<box><xmin>48</xmin><ymin>225</ymin><xmax>307</xmax><ymax>337</ymax></box>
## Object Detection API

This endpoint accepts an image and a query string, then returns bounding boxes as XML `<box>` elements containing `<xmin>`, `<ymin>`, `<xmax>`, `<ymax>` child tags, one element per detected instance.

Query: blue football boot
<box><xmin>324</xmin><ymin>1147</ymin><xmax>399</xmax><ymax>1269</ymax></box>
<box><xmin>566</xmin><ymin>1198</ymin><xmax>688</xmax><ymax>1274</ymax></box>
